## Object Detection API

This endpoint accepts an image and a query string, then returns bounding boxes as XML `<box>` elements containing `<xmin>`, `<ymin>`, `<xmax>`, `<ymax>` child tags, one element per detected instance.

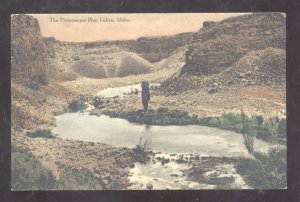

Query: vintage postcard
<box><xmin>11</xmin><ymin>13</ymin><xmax>286</xmax><ymax>190</ymax></box>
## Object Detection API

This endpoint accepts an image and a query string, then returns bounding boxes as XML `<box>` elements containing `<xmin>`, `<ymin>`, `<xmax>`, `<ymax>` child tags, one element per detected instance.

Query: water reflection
<box><xmin>52</xmin><ymin>112</ymin><xmax>272</xmax><ymax>157</ymax></box>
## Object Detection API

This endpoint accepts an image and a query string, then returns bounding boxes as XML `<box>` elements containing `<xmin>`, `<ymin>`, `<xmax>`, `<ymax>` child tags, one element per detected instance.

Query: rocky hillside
<box><xmin>11</xmin><ymin>15</ymin><xmax>54</xmax><ymax>86</ymax></box>
<box><xmin>82</xmin><ymin>32</ymin><xmax>193</xmax><ymax>63</ymax></box>
<box><xmin>221</xmin><ymin>47</ymin><xmax>286</xmax><ymax>85</ymax></box>
<box><xmin>181</xmin><ymin>13</ymin><xmax>285</xmax><ymax>76</ymax></box>
<box><xmin>119</xmin><ymin>32</ymin><xmax>193</xmax><ymax>63</ymax></box>
<box><xmin>162</xmin><ymin>13</ymin><xmax>286</xmax><ymax>93</ymax></box>
<box><xmin>44</xmin><ymin>40</ymin><xmax>154</xmax><ymax>80</ymax></box>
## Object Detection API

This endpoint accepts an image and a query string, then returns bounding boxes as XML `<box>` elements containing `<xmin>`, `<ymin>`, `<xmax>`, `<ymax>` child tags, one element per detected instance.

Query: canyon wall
<box><xmin>180</xmin><ymin>13</ymin><xmax>286</xmax><ymax>76</ymax></box>
<box><xmin>11</xmin><ymin>15</ymin><xmax>54</xmax><ymax>85</ymax></box>
<box><xmin>161</xmin><ymin>13</ymin><xmax>286</xmax><ymax>93</ymax></box>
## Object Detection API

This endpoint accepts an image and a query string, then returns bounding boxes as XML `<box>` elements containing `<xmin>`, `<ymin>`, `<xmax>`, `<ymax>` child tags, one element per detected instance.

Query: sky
<box><xmin>30</xmin><ymin>13</ymin><xmax>249</xmax><ymax>42</ymax></box>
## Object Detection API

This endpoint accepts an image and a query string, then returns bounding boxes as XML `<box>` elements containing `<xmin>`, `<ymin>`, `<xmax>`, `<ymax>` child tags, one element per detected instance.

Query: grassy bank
<box><xmin>11</xmin><ymin>145</ymin><xmax>103</xmax><ymax>190</ymax></box>
<box><xmin>11</xmin><ymin>145</ymin><xmax>56</xmax><ymax>190</ymax></box>
<box><xmin>105</xmin><ymin>108</ymin><xmax>199</xmax><ymax>125</ymax></box>
<box><xmin>235</xmin><ymin>147</ymin><xmax>287</xmax><ymax>189</ymax></box>
<box><xmin>103</xmin><ymin>108</ymin><xmax>286</xmax><ymax>143</ymax></box>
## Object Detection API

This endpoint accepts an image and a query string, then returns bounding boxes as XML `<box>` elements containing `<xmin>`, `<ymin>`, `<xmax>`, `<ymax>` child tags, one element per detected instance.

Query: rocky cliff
<box><xmin>11</xmin><ymin>15</ymin><xmax>53</xmax><ymax>86</ymax></box>
<box><xmin>161</xmin><ymin>13</ymin><xmax>286</xmax><ymax>93</ymax></box>
<box><xmin>180</xmin><ymin>13</ymin><xmax>285</xmax><ymax>76</ymax></box>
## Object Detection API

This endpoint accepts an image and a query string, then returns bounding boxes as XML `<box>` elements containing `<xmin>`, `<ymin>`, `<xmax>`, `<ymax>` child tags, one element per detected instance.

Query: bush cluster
<box><xmin>26</xmin><ymin>129</ymin><xmax>56</xmax><ymax>139</ymax></box>
<box><xmin>11</xmin><ymin>145</ymin><xmax>104</xmax><ymax>190</ymax></box>
<box><xmin>105</xmin><ymin>108</ymin><xmax>198</xmax><ymax>125</ymax></box>
<box><xmin>68</xmin><ymin>99</ymin><xmax>86</xmax><ymax>112</ymax></box>
<box><xmin>235</xmin><ymin>147</ymin><xmax>286</xmax><ymax>189</ymax></box>
<box><xmin>105</xmin><ymin>108</ymin><xmax>286</xmax><ymax>143</ymax></box>
<box><xmin>11</xmin><ymin>145</ymin><xmax>56</xmax><ymax>190</ymax></box>
<box><xmin>132</xmin><ymin>137</ymin><xmax>151</xmax><ymax>164</ymax></box>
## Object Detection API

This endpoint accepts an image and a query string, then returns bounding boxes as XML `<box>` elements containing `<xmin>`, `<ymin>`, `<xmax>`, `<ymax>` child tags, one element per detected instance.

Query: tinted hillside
<box><xmin>161</xmin><ymin>13</ymin><xmax>286</xmax><ymax>93</ymax></box>
<box><xmin>180</xmin><ymin>13</ymin><xmax>285</xmax><ymax>76</ymax></box>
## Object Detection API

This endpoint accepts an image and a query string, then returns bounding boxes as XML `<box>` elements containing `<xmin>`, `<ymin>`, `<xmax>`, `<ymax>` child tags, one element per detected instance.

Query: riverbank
<box><xmin>11</xmin><ymin>80</ymin><xmax>138</xmax><ymax>190</ymax></box>
<box><xmin>91</xmin><ymin>107</ymin><xmax>286</xmax><ymax>144</ymax></box>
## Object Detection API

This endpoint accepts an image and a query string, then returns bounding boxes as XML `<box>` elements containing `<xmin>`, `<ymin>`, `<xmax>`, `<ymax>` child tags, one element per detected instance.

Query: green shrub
<box><xmin>11</xmin><ymin>145</ymin><xmax>105</xmax><ymax>190</ymax></box>
<box><xmin>69</xmin><ymin>99</ymin><xmax>86</xmax><ymax>112</ymax></box>
<box><xmin>257</xmin><ymin>117</ymin><xmax>285</xmax><ymax>142</ymax></box>
<box><xmin>198</xmin><ymin>114</ymin><xmax>285</xmax><ymax>143</ymax></box>
<box><xmin>104</xmin><ymin>109</ymin><xmax>285</xmax><ymax>143</ymax></box>
<box><xmin>11</xmin><ymin>145</ymin><xmax>56</xmax><ymax>190</ymax></box>
<box><xmin>241</xmin><ymin>111</ymin><xmax>257</xmax><ymax>154</ymax></box>
<box><xmin>235</xmin><ymin>147</ymin><xmax>286</xmax><ymax>189</ymax></box>
<box><xmin>132</xmin><ymin>137</ymin><xmax>151</xmax><ymax>164</ymax></box>
<box><xmin>26</xmin><ymin>129</ymin><xmax>56</xmax><ymax>138</ymax></box>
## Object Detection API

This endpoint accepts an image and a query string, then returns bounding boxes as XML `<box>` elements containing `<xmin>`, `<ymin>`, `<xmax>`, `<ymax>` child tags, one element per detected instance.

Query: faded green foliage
<box><xmin>241</xmin><ymin>111</ymin><xmax>257</xmax><ymax>154</ymax></box>
<box><xmin>105</xmin><ymin>109</ymin><xmax>286</xmax><ymax>143</ymax></box>
<box><xmin>105</xmin><ymin>108</ymin><xmax>198</xmax><ymax>125</ymax></box>
<box><xmin>235</xmin><ymin>147</ymin><xmax>286</xmax><ymax>189</ymax></box>
<box><xmin>11</xmin><ymin>145</ymin><xmax>103</xmax><ymax>190</ymax></box>
<box><xmin>26</xmin><ymin>129</ymin><xmax>56</xmax><ymax>138</ymax></box>
<box><xmin>68</xmin><ymin>99</ymin><xmax>86</xmax><ymax>112</ymax></box>
<box><xmin>11</xmin><ymin>145</ymin><xmax>56</xmax><ymax>190</ymax></box>
<box><xmin>132</xmin><ymin>137</ymin><xmax>151</xmax><ymax>164</ymax></box>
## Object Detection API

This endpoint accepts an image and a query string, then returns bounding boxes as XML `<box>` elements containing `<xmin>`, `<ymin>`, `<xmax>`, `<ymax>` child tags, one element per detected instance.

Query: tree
<box><xmin>141</xmin><ymin>81</ymin><xmax>150</xmax><ymax>111</ymax></box>
<box><xmin>265</xmin><ymin>117</ymin><xmax>279</xmax><ymax>142</ymax></box>
<box><xmin>256</xmin><ymin>115</ymin><xmax>264</xmax><ymax>126</ymax></box>
<box><xmin>241</xmin><ymin>110</ymin><xmax>257</xmax><ymax>154</ymax></box>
